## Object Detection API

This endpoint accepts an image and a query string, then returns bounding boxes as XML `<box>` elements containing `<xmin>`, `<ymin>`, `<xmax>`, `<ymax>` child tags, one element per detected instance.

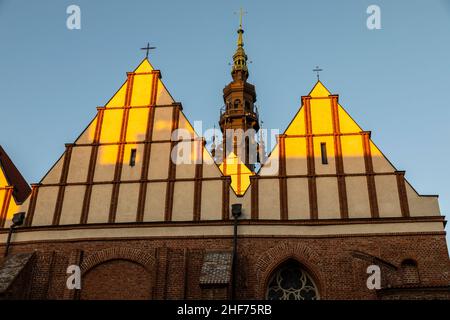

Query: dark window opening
<box><xmin>320</xmin><ymin>143</ymin><xmax>328</xmax><ymax>165</ymax></box>
<box><xmin>234</xmin><ymin>99</ymin><xmax>240</xmax><ymax>109</ymax></box>
<box><xmin>129</xmin><ymin>149</ymin><xmax>137</xmax><ymax>167</ymax></box>
<box><xmin>245</xmin><ymin>101</ymin><xmax>250</xmax><ymax>111</ymax></box>
<box><xmin>245</xmin><ymin>136</ymin><xmax>250</xmax><ymax>164</ymax></box>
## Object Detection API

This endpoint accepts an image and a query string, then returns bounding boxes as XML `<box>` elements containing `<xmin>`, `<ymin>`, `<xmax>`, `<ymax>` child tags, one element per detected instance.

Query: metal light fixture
<box><xmin>4</xmin><ymin>212</ymin><xmax>25</xmax><ymax>257</ymax></box>
<box><xmin>231</xmin><ymin>203</ymin><xmax>242</xmax><ymax>218</ymax></box>
<box><xmin>12</xmin><ymin>212</ymin><xmax>25</xmax><ymax>226</ymax></box>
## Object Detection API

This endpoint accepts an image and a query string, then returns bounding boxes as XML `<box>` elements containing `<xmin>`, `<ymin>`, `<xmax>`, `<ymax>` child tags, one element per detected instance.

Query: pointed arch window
<box><xmin>266</xmin><ymin>259</ymin><xmax>319</xmax><ymax>300</ymax></box>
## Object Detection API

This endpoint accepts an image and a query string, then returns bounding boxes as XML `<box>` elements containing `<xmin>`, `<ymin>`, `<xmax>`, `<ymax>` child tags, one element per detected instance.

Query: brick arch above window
<box><xmin>81</xmin><ymin>247</ymin><xmax>155</xmax><ymax>275</ymax></box>
<box><xmin>254</xmin><ymin>241</ymin><xmax>324</xmax><ymax>299</ymax></box>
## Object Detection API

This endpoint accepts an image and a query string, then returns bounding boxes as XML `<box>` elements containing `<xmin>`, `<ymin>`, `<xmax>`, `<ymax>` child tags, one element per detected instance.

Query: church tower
<box><xmin>219</xmin><ymin>13</ymin><xmax>260</xmax><ymax>171</ymax></box>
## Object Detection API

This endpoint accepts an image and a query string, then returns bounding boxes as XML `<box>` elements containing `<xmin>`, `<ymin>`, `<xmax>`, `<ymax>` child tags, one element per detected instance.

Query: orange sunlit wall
<box><xmin>0</xmin><ymin>170</ymin><xmax>19</xmax><ymax>227</ymax></box>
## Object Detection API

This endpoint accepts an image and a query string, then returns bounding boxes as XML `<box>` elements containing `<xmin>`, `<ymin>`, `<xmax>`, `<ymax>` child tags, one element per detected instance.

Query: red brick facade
<box><xmin>1</xmin><ymin>232</ymin><xmax>449</xmax><ymax>300</ymax></box>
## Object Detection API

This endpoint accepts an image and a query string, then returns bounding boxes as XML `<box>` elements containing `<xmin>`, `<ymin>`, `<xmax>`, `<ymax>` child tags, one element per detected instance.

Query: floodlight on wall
<box><xmin>4</xmin><ymin>212</ymin><xmax>26</xmax><ymax>257</ymax></box>
<box><xmin>12</xmin><ymin>212</ymin><xmax>25</xmax><ymax>226</ymax></box>
<box><xmin>231</xmin><ymin>203</ymin><xmax>242</xmax><ymax>218</ymax></box>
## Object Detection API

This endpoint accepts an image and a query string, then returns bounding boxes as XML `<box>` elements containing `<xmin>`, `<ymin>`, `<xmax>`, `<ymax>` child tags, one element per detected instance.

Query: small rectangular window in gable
<box><xmin>320</xmin><ymin>142</ymin><xmax>328</xmax><ymax>165</ymax></box>
<box><xmin>129</xmin><ymin>148</ymin><xmax>137</xmax><ymax>167</ymax></box>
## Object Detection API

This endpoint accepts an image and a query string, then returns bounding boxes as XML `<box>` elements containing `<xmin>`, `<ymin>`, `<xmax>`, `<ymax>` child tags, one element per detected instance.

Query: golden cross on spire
<box><xmin>235</xmin><ymin>7</ymin><xmax>247</xmax><ymax>28</ymax></box>
<box><xmin>140</xmin><ymin>42</ymin><xmax>156</xmax><ymax>59</ymax></box>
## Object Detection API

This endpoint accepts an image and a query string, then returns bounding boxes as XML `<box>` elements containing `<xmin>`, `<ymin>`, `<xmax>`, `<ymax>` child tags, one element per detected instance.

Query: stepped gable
<box><xmin>19</xmin><ymin>58</ymin><xmax>224</xmax><ymax>227</ymax></box>
<box><xmin>6</xmin><ymin>63</ymin><xmax>441</xmax><ymax>226</ymax></box>
<box><xmin>254</xmin><ymin>80</ymin><xmax>439</xmax><ymax>220</ymax></box>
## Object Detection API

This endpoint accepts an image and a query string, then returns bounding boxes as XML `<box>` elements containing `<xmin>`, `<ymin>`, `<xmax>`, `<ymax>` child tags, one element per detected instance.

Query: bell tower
<box><xmin>219</xmin><ymin>12</ymin><xmax>260</xmax><ymax>170</ymax></box>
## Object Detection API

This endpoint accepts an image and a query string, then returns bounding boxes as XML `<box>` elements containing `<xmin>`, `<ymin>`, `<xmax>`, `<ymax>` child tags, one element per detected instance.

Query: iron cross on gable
<box><xmin>140</xmin><ymin>42</ymin><xmax>156</xmax><ymax>59</ymax></box>
<box><xmin>313</xmin><ymin>66</ymin><xmax>323</xmax><ymax>81</ymax></box>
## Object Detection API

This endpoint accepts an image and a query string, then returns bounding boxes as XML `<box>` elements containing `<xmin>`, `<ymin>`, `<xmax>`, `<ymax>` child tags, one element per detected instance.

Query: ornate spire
<box><xmin>220</xmin><ymin>9</ymin><xmax>259</xmax><ymax>171</ymax></box>
<box><xmin>231</xmin><ymin>8</ymin><xmax>249</xmax><ymax>81</ymax></box>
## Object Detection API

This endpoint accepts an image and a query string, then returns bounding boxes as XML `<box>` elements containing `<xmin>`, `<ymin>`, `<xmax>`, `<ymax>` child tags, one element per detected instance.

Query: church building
<box><xmin>0</xmin><ymin>20</ymin><xmax>449</xmax><ymax>300</ymax></box>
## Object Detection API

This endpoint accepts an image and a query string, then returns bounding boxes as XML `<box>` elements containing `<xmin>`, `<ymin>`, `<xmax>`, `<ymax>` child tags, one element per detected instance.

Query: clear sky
<box><xmin>1</xmin><ymin>0</ymin><xmax>449</xmax><ymax>245</ymax></box>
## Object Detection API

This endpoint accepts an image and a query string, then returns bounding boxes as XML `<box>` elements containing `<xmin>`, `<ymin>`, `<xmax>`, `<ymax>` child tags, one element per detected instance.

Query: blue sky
<box><xmin>0</xmin><ymin>0</ymin><xmax>449</xmax><ymax>245</ymax></box>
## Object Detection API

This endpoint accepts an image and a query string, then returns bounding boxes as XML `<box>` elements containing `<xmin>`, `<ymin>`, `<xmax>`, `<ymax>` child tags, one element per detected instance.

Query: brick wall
<box><xmin>81</xmin><ymin>259</ymin><xmax>152</xmax><ymax>300</ymax></box>
<box><xmin>0</xmin><ymin>233</ymin><xmax>449</xmax><ymax>300</ymax></box>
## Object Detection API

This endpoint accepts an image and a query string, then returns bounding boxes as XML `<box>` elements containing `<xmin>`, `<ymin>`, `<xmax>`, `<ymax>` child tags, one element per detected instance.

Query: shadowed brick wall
<box><xmin>0</xmin><ymin>234</ymin><xmax>449</xmax><ymax>300</ymax></box>
<box><xmin>82</xmin><ymin>260</ymin><xmax>152</xmax><ymax>300</ymax></box>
